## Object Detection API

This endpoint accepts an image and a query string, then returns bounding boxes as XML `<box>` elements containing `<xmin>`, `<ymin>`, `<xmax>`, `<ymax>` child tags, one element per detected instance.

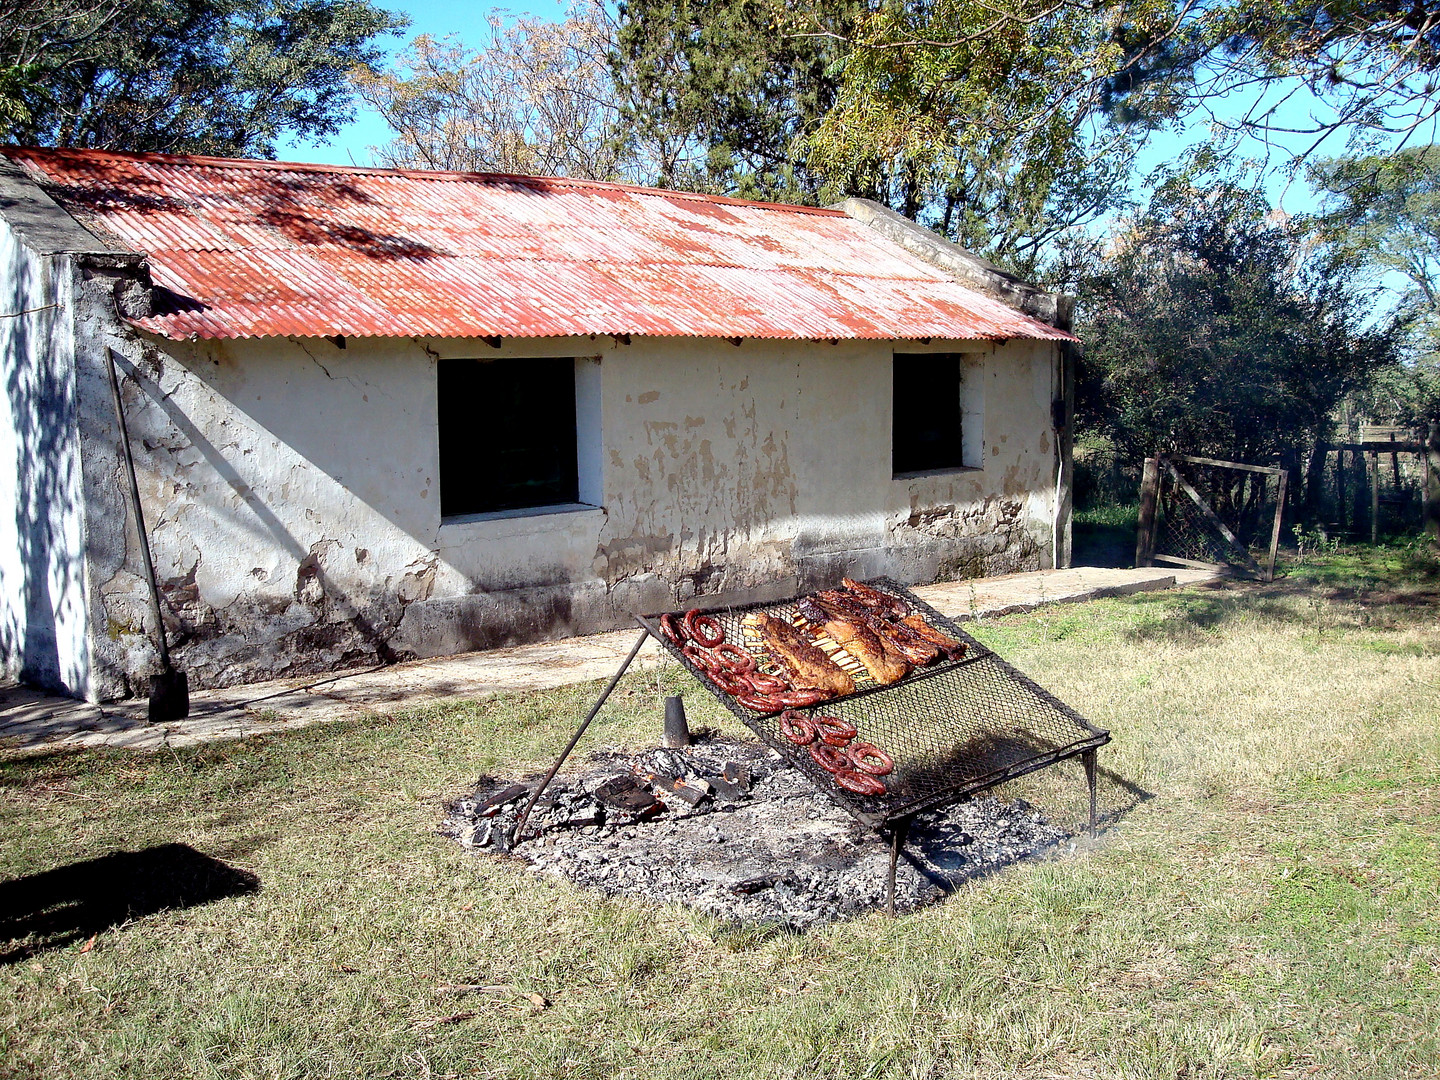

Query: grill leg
<box><xmin>510</xmin><ymin>628</ymin><xmax>651</xmax><ymax>846</ymax></box>
<box><xmin>1082</xmin><ymin>748</ymin><xmax>1098</xmax><ymax>838</ymax></box>
<box><xmin>886</xmin><ymin>819</ymin><xmax>910</xmax><ymax>918</ymax></box>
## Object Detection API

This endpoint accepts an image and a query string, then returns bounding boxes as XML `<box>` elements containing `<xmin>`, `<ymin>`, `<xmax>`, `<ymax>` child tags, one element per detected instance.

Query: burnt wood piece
<box><xmin>722</xmin><ymin>762</ymin><xmax>750</xmax><ymax>789</ymax></box>
<box><xmin>594</xmin><ymin>776</ymin><xmax>660</xmax><ymax>815</ymax></box>
<box><xmin>479</xmin><ymin>783</ymin><xmax>534</xmax><ymax>818</ymax></box>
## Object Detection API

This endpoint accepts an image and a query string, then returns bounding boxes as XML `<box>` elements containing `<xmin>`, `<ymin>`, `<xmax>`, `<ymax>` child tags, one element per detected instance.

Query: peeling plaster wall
<box><xmin>0</xmin><ymin>220</ymin><xmax>92</xmax><ymax>695</ymax></box>
<box><xmin>80</xmin><ymin>330</ymin><xmax>1059</xmax><ymax>695</ymax></box>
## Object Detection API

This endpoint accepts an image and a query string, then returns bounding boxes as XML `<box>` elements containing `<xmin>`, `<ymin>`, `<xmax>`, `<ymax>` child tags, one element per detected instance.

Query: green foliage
<box><xmin>1077</xmin><ymin>180</ymin><xmax>1400</xmax><ymax>464</ymax></box>
<box><xmin>806</xmin><ymin>0</ymin><xmax>1164</xmax><ymax>281</ymax></box>
<box><xmin>612</xmin><ymin>0</ymin><xmax>856</xmax><ymax>202</ymax></box>
<box><xmin>1310</xmin><ymin>146</ymin><xmax>1440</xmax><ymax>426</ymax></box>
<box><xmin>0</xmin><ymin>0</ymin><xmax>406</xmax><ymax>157</ymax></box>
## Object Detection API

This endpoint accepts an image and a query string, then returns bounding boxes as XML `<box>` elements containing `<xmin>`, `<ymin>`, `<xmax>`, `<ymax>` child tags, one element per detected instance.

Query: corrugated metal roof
<box><xmin>4</xmin><ymin>147</ymin><xmax>1073</xmax><ymax>343</ymax></box>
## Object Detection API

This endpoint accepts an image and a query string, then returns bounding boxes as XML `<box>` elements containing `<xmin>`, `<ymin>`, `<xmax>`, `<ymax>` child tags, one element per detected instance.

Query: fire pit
<box><xmin>512</xmin><ymin>578</ymin><xmax>1109</xmax><ymax>915</ymax></box>
<box><xmin>446</xmin><ymin>739</ymin><xmax>1075</xmax><ymax>927</ymax></box>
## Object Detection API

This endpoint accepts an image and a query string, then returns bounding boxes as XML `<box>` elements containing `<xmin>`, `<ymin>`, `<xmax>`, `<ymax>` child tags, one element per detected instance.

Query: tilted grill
<box><xmin>640</xmin><ymin>578</ymin><xmax>1109</xmax><ymax>828</ymax></box>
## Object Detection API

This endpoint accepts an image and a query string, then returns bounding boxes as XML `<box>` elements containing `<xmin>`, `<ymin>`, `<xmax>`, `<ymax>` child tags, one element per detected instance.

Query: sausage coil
<box><xmin>684</xmin><ymin>610</ymin><xmax>725</xmax><ymax>648</ymax></box>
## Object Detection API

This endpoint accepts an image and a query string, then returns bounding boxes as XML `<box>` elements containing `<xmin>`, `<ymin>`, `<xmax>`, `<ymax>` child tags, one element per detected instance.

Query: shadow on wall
<box><xmin>1</xmin><ymin>245</ymin><xmax>81</xmax><ymax>693</ymax></box>
<box><xmin>0</xmin><ymin>843</ymin><xmax>260</xmax><ymax>963</ymax></box>
<box><xmin>115</xmin><ymin>353</ymin><xmax>403</xmax><ymax>670</ymax></box>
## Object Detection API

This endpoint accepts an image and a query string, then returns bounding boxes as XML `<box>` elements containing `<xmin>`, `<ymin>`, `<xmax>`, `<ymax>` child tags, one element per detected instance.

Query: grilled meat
<box><xmin>745</xmin><ymin>613</ymin><xmax>855</xmax><ymax>696</ymax></box>
<box><xmin>797</xmin><ymin>597</ymin><xmax>910</xmax><ymax>684</ymax></box>
<box><xmin>900</xmin><ymin>613</ymin><xmax>967</xmax><ymax>661</ymax></box>
<box><xmin>814</xmin><ymin>586</ymin><xmax>938</xmax><ymax>666</ymax></box>
<box><xmin>868</xmin><ymin>618</ymin><xmax>940</xmax><ymax>666</ymax></box>
<box><xmin>840</xmin><ymin>577</ymin><xmax>910</xmax><ymax>618</ymax></box>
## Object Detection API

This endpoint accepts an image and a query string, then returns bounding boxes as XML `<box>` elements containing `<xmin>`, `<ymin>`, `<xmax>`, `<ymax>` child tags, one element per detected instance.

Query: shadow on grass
<box><xmin>0</xmin><ymin>843</ymin><xmax>259</xmax><ymax>963</ymax></box>
<box><xmin>899</xmin><ymin>759</ymin><xmax>1155</xmax><ymax>899</ymax></box>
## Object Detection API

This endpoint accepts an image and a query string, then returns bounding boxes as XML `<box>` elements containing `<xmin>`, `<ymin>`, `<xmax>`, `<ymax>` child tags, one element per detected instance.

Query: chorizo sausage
<box><xmin>834</xmin><ymin>768</ymin><xmax>887</xmax><ymax>796</ymax></box>
<box><xmin>808</xmin><ymin>741</ymin><xmax>849</xmax><ymax>773</ymax></box>
<box><xmin>846</xmin><ymin>742</ymin><xmax>894</xmax><ymax>777</ymax></box>
<box><xmin>659</xmin><ymin>613</ymin><xmax>687</xmax><ymax>647</ymax></box>
<box><xmin>812</xmin><ymin>714</ymin><xmax>858</xmax><ymax>746</ymax></box>
<box><xmin>684</xmin><ymin>610</ymin><xmax>725</xmax><ymax>648</ymax></box>
<box><xmin>777</xmin><ymin>709</ymin><xmax>817</xmax><ymax>746</ymax></box>
<box><xmin>713</xmin><ymin>643</ymin><xmax>756</xmax><ymax>672</ymax></box>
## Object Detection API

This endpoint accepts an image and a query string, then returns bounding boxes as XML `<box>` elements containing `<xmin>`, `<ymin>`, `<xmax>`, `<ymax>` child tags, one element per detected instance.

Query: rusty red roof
<box><xmin>5</xmin><ymin>147</ymin><xmax>1073</xmax><ymax>343</ymax></box>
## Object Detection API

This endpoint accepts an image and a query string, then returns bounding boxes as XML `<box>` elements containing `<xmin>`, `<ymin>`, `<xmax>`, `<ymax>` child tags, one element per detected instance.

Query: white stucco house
<box><xmin>0</xmin><ymin>148</ymin><xmax>1076</xmax><ymax>702</ymax></box>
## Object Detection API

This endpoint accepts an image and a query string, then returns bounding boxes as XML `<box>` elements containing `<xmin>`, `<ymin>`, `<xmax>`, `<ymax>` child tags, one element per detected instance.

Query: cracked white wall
<box><xmin>76</xmin><ymin>329</ymin><xmax>1060</xmax><ymax>696</ymax></box>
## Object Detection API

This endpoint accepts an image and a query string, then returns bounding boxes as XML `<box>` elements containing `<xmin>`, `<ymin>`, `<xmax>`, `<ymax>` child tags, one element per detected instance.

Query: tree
<box><xmin>1078</xmin><ymin>180</ymin><xmax>1399</xmax><ymax>517</ymax></box>
<box><xmin>1309</xmin><ymin>146</ymin><xmax>1440</xmax><ymax>429</ymax></box>
<box><xmin>611</xmin><ymin>0</ymin><xmax>858</xmax><ymax>202</ymax></box>
<box><xmin>610</xmin><ymin>0</ymin><xmax>1135</xmax><ymax>282</ymax></box>
<box><xmin>0</xmin><ymin>0</ymin><xmax>405</xmax><ymax>158</ymax></box>
<box><xmin>355</xmin><ymin>3</ymin><xmax>631</xmax><ymax>180</ymax></box>
<box><xmin>824</xmin><ymin>0</ymin><xmax>1440</xmax><ymax>177</ymax></box>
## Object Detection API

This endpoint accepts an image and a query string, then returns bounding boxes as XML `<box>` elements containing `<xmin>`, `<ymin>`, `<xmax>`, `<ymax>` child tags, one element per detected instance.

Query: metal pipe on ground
<box><xmin>107</xmin><ymin>349</ymin><xmax>188</xmax><ymax>722</ymax></box>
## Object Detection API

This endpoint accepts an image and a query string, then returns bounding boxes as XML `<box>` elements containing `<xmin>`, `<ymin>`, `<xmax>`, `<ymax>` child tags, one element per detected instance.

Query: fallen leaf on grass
<box><xmin>412</xmin><ymin>1011</ymin><xmax>478</xmax><ymax>1029</ymax></box>
<box><xmin>78</xmin><ymin>935</ymin><xmax>96</xmax><ymax>954</ymax></box>
<box><xmin>527</xmin><ymin>993</ymin><xmax>549</xmax><ymax>1009</ymax></box>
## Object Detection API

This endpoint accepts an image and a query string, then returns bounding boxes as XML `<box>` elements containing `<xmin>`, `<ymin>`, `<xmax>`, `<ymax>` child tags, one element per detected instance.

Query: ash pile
<box><xmin>442</xmin><ymin>738</ymin><xmax>1071</xmax><ymax>929</ymax></box>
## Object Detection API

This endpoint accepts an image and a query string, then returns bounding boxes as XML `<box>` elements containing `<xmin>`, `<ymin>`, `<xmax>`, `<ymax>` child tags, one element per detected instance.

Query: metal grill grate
<box><xmin>641</xmin><ymin>578</ymin><xmax>1108</xmax><ymax>827</ymax></box>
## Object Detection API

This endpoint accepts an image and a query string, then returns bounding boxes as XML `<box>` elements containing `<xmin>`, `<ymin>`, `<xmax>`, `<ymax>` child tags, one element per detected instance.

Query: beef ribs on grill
<box><xmin>841</xmin><ymin>577</ymin><xmax>910</xmax><ymax>618</ymax></box>
<box><xmin>746</xmin><ymin>613</ymin><xmax>855</xmax><ymax>695</ymax></box>
<box><xmin>797</xmin><ymin>596</ymin><xmax>910</xmax><ymax>684</ymax></box>
<box><xmin>813</xmin><ymin>586</ymin><xmax>940</xmax><ymax>666</ymax></box>
<box><xmin>899</xmin><ymin>613</ymin><xmax>968</xmax><ymax>661</ymax></box>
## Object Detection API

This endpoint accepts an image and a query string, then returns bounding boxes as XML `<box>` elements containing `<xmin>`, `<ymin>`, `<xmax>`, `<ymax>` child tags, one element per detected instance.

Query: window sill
<box><xmin>441</xmin><ymin>502</ymin><xmax>601</xmax><ymax>526</ymax></box>
<box><xmin>894</xmin><ymin>466</ymin><xmax>982</xmax><ymax>480</ymax></box>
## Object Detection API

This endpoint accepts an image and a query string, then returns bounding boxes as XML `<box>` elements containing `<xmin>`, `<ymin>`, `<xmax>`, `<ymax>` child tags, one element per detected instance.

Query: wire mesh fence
<box><xmin>1139</xmin><ymin>455</ymin><xmax>1286</xmax><ymax>579</ymax></box>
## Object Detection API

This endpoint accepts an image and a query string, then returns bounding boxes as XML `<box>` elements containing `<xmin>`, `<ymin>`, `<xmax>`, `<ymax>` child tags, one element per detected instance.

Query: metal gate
<box><xmin>1136</xmin><ymin>454</ymin><xmax>1288</xmax><ymax>582</ymax></box>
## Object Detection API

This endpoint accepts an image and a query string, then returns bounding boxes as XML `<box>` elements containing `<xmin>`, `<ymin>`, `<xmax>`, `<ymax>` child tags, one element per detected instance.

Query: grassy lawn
<box><xmin>3</xmin><ymin>554</ymin><xmax>1438</xmax><ymax>1079</ymax></box>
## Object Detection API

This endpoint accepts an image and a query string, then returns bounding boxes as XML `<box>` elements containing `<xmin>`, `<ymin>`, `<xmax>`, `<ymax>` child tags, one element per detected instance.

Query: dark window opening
<box><xmin>893</xmin><ymin>353</ymin><xmax>964</xmax><ymax>475</ymax></box>
<box><xmin>439</xmin><ymin>357</ymin><xmax>579</xmax><ymax>516</ymax></box>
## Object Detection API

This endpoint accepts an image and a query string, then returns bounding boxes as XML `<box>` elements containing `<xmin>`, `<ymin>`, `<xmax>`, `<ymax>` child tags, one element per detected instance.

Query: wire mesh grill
<box><xmin>641</xmin><ymin>578</ymin><xmax>1108</xmax><ymax>827</ymax></box>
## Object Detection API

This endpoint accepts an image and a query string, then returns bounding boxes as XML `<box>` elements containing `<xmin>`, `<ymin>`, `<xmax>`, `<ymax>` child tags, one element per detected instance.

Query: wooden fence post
<box><xmin>1336</xmin><ymin>447</ymin><xmax>1348</xmax><ymax>534</ymax></box>
<box><xmin>1370</xmin><ymin>449</ymin><xmax>1381</xmax><ymax>544</ymax></box>
<box><xmin>1135</xmin><ymin>456</ymin><xmax>1160</xmax><ymax>567</ymax></box>
<box><xmin>1266</xmin><ymin>469</ymin><xmax>1288</xmax><ymax>583</ymax></box>
<box><xmin>1425</xmin><ymin>422</ymin><xmax>1440</xmax><ymax>547</ymax></box>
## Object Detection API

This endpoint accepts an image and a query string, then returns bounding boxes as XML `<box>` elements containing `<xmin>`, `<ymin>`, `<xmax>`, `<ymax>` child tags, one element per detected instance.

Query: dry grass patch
<box><xmin>2</xmin><ymin>558</ymin><xmax>1437</xmax><ymax>1079</ymax></box>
